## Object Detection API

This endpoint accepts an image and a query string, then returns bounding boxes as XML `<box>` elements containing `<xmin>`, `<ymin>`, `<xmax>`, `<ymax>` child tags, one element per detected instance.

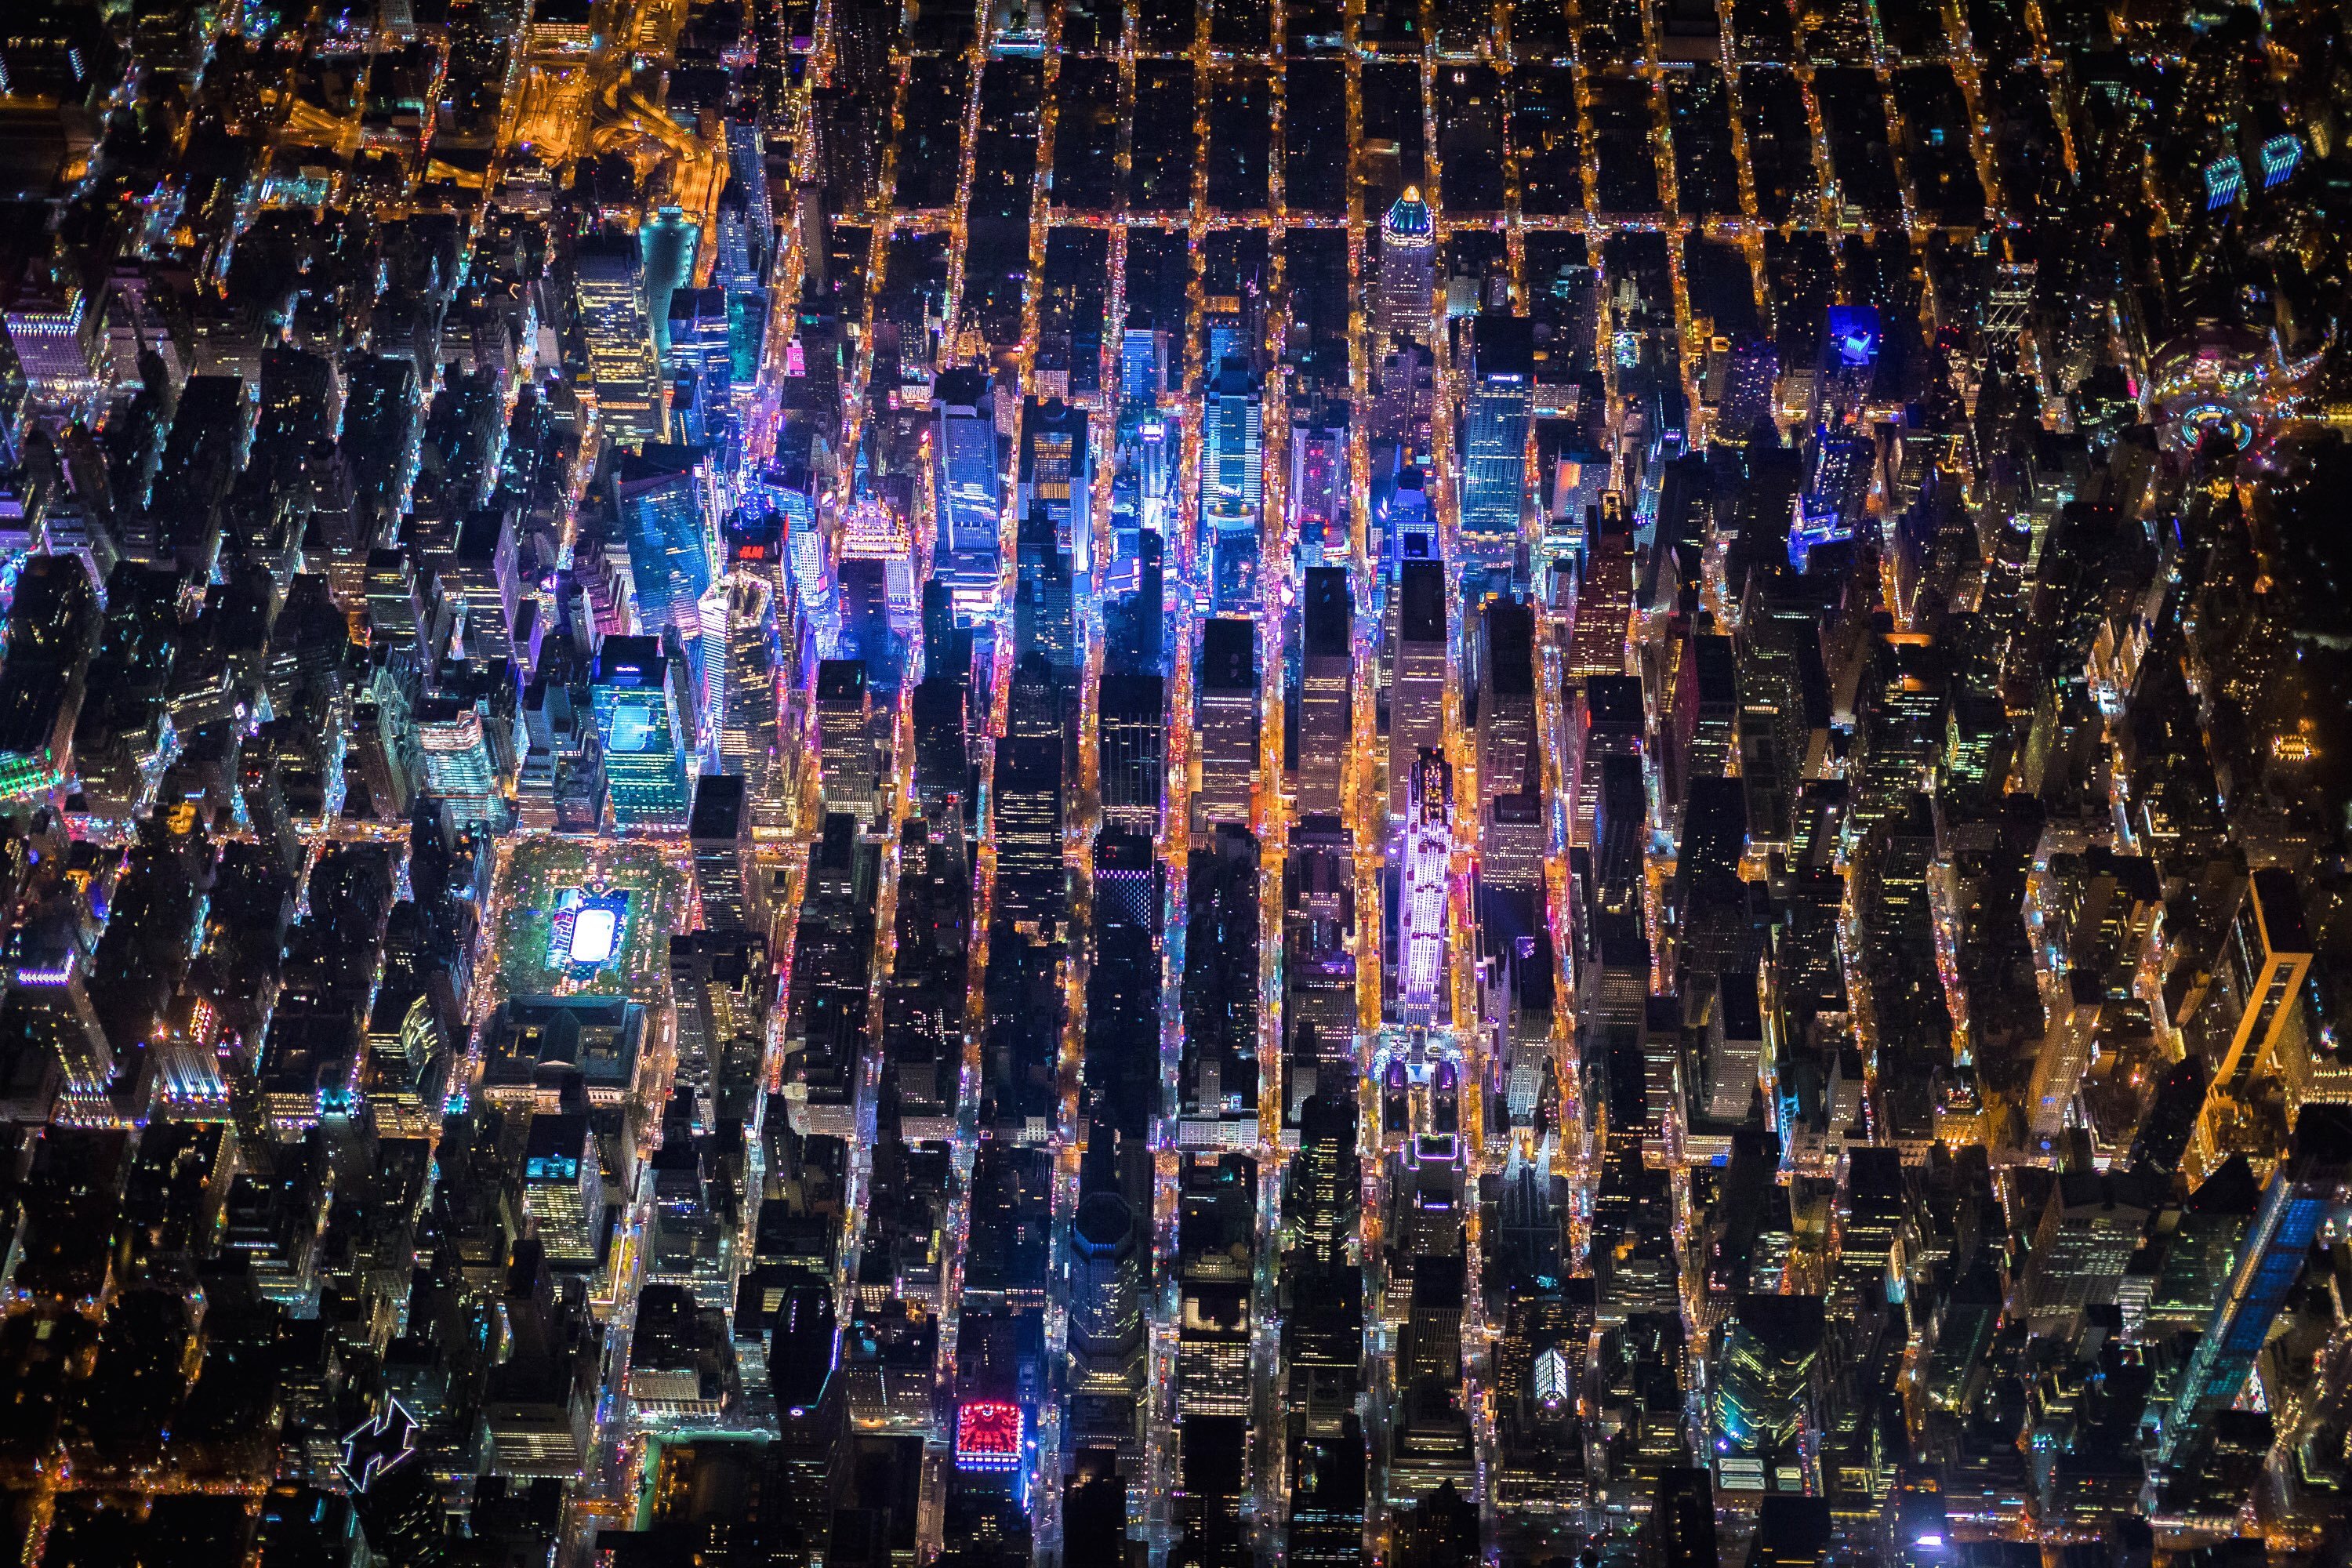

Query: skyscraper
<box><xmin>1068</xmin><ymin>1190</ymin><xmax>1142</xmax><ymax>1392</ymax></box>
<box><xmin>1291</xmin><ymin>1083</ymin><xmax>1360</xmax><ymax>1255</ymax></box>
<box><xmin>592</xmin><ymin>636</ymin><xmax>691</xmax><ymax>830</ymax></box>
<box><xmin>1378</xmin><ymin>187</ymin><xmax>1437</xmax><ymax>344</ymax></box>
<box><xmin>2154</xmin><ymin>1106</ymin><xmax>2352</xmax><ymax>1470</ymax></box>
<box><xmin>663</xmin><ymin>285</ymin><xmax>734</xmax><ymax>448</ymax></box>
<box><xmin>1</xmin><ymin>949</ymin><xmax>113</xmax><ymax>1094</ymax></box>
<box><xmin>1120</xmin><ymin>326</ymin><xmax>1166</xmax><ymax>407</ymax></box>
<box><xmin>2205</xmin><ymin>868</ymin><xmax>2316</xmax><ymax>1099</ymax></box>
<box><xmin>913</xmin><ymin>677</ymin><xmax>970</xmax><ymax>816</ymax></box>
<box><xmin>815</xmin><ymin>659</ymin><xmax>877</xmax><ymax>824</ymax></box>
<box><xmin>1647</xmin><ymin>1468</ymin><xmax>1720</xmax><ymax>1567</ymax></box>
<box><xmin>718</xmin><ymin>120</ymin><xmax>774</xmax><ymax>293</ymax></box>
<box><xmin>1015</xmin><ymin>507</ymin><xmax>1076</xmax><ymax>677</ymax></box>
<box><xmin>5</xmin><ymin>281</ymin><xmax>103</xmax><ymax>405</ymax></box>
<box><xmin>1718</xmin><ymin>334</ymin><xmax>1780</xmax><ymax>437</ymax></box>
<box><xmin>613</xmin><ymin>445</ymin><xmax>715</xmax><ymax>642</ymax></box>
<box><xmin>933</xmin><ymin>367</ymin><xmax>1003</xmax><ymax>614</ymax></box>
<box><xmin>366</xmin><ymin>548</ymin><xmax>423</xmax><ymax>653</ymax></box>
<box><xmin>573</xmin><ymin>235</ymin><xmax>664</xmax><ymax>446</ymax></box>
<box><xmin>1299</xmin><ymin>568</ymin><xmax>1353</xmax><ymax>818</ymax></box>
<box><xmin>1594</xmin><ymin>753</ymin><xmax>1646</xmax><ymax>920</ymax></box>
<box><xmin>1573</xmin><ymin>673</ymin><xmax>1645</xmax><ymax>849</ymax></box>
<box><xmin>1093</xmin><ymin>829</ymin><xmax>1160</xmax><ymax>944</ymax></box>
<box><xmin>1710</xmin><ymin>1294</ymin><xmax>1824</xmax><ymax>1491</ymax></box>
<box><xmin>1196</xmin><ymin>618</ymin><xmax>1259</xmax><ymax>831</ymax></box>
<box><xmin>1289</xmin><ymin>1419</ymin><xmax>1369</xmax><ymax>1566</ymax></box>
<box><xmin>1098</xmin><ymin>672</ymin><xmax>1167</xmax><ymax>834</ymax></box>
<box><xmin>416</xmin><ymin>702</ymin><xmax>504</xmax><ymax>827</ymax></box>
<box><xmin>448</xmin><ymin>506</ymin><xmax>520</xmax><ymax>663</ymax></box>
<box><xmin>522</xmin><ymin>1113</ymin><xmax>605</xmax><ymax>1266</ymax></box>
<box><xmin>1568</xmin><ymin>502</ymin><xmax>1635</xmax><ymax>678</ymax></box>
<box><xmin>994</xmin><ymin>734</ymin><xmax>1065</xmax><ymax>937</ymax></box>
<box><xmin>771</xmin><ymin>1272</ymin><xmax>846</xmax><ymax>1534</ymax></box>
<box><xmin>1089</xmin><ymin>828</ymin><xmax>1163</xmax><ymax>1136</ymax></box>
<box><xmin>1460</xmin><ymin>314</ymin><xmax>1534</xmax><ymax>566</ymax></box>
<box><xmin>1200</xmin><ymin>359</ymin><xmax>1264</xmax><ymax>535</ymax></box>
<box><xmin>1290</xmin><ymin>398</ymin><xmax>1349</xmax><ymax>557</ymax></box>
<box><xmin>0</xmin><ymin>554</ymin><xmax>94</xmax><ymax>803</ymax></box>
<box><xmin>1019</xmin><ymin>396</ymin><xmax>1091</xmax><ymax>558</ymax></box>
<box><xmin>1476</xmin><ymin>597</ymin><xmax>1536</xmax><ymax>810</ymax></box>
<box><xmin>690</xmin><ymin>772</ymin><xmax>749</xmax><ymax>932</ymax></box>
<box><xmin>842</xmin><ymin>491</ymin><xmax>919</xmax><ymax>638</ymax></box>
<box><xmin>715</xmin><ymin>572</ymin><xmax>786</xmax><ymax>833</ymax></box>
<box><xmin>1286</xmin><ymin>821</ymin><xmax>1358</xmax><ymax>1073</ymax></box>
<box><xmin>1389</xmin><ymin>559</ymin><xmax>1447</xmax><ymax>819</ymax></box>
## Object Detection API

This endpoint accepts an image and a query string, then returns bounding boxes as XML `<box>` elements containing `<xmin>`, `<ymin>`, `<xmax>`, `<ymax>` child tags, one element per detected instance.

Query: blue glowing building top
<box><xmin>613</xmin><ymin>444</ymin><xmax>716</xmax><ymax>643</ymax></box>
<box><xmin>1384</xmin><ymin>187</ymin><xmax>1434</xmax><ymax>240</ymax></box>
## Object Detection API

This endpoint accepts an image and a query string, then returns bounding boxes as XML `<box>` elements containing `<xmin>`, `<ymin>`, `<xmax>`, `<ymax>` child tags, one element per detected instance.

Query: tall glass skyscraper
<box><xmin>1709</xmin><ymin>1293</ymin><xmax>1824</xmax><ymax>1491</ymax></box>
<box><xmin>714</xmin><ymin>572</ymin><xmax>786</xmax><ymax>831</ymax></box>
<box><xmin>593</xmin><ymin>635</ymin><xmax>691</xmax><ymax>830</ymax></box>
<box><xmin>1461</xmin><ymin>314</ymin><xmax>1534</xmax><ymax>567</ymax></box>
<box><xmin>416</xmin><ymin>702</ymin><xmax>504</xmax><ymax>827</ymax></box>
<box><xmin>614</xmin><ymin>445</ymin><xmax>716</xmax><ymax>643</ymax></box>
<box><xmin>1200</xmin><ymin>361</ymin><xmax>1264</xmax><ymax>535</ymax></box>
<box><xmin>1068</xmin><ymin>1190</ymin><xmax>1142</xmax><ymax>1391</ymax></box>
<box><xmin>573</xmin><ymin>235</ymin><xmax>664</xmax><ymax>447</ymax></box>
<box><xmin>933</xmin><ymin>366</ymin><xmax>1004</xmax><ymax>620</ymax></box>
<box><xmin>717</xmin><ymin>118</ymin><xmax>774</xmax><ymax>297</ymax></box>
<box><xmin>933</xmin><ymin>366</ymin><xmax>1002</xmax><ymax>556</ymax></box>
<box><xmin>2154</xmin><ymin>1106</ymin><xmax>2352</xmax><ymax>1470</ymax></box>
<box><xmin>664</xmin><ymin>286</ymin><xmax>735</xmax><ymax>449</ymax></box>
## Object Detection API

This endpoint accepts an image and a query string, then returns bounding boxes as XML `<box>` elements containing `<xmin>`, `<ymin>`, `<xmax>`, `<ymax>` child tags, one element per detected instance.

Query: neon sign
<box><xmin>954</xmin><ymin>1399</ymin><xmax>1025</xmax><ymax>1471</ymax></box>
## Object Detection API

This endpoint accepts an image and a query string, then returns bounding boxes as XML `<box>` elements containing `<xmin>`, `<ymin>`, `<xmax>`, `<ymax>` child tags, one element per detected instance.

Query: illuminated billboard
<box><xmin>954</xmin><ymin>1399</ymin><xmax>1025</xmax><ymax>1471</ymax></box>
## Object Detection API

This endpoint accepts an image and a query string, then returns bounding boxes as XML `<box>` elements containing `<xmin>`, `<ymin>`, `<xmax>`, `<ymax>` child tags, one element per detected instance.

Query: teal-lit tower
<box><xmin>593</xmin><ymin>636</ymin><xmax>691</xmax><ymax>831</ymax></box>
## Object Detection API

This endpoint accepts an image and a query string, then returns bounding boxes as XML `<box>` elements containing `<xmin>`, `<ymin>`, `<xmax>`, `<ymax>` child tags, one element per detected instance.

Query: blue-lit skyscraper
<box><xmin>934</xmin><ymin>366</ymin><xmax>1003</xmax><ymax>621</ymax></box>
<box><xmin>1016</xmin><ymin>510</ymin><xmax>1076</xmax><ymax>678</ymax></box>
<box><xmin>593</xmin><ymin>636</ymin><xmax>692</xmax><ymax>830</ymax></box>
<box><xmin>1121</xmin><ymin>328</ymin><xmax>1165</xmax><ymax>408</ymax></box>
<box><xmin>2154</xmin><ymin>1107</ymin><xmax>2352</xmax><ymax>1470</ymax></box>
<box><xmin>614</xmin><ymin>445</ymin><xmax>716</xmax><ymax>642</ymax></box>
<box><xmin>1069</xmin><ymin>1190</ymin><xmax>1143</xmax><ymax>1392</ymax></box>
<box><xmin>934</xmin><ymin>367</ymin><xmax>1003</xmax><ymax>554</ymax></box>
<box><xmin>1805</xmin><ymin>428</ymin><xmax>1875</xmax><ymax>524</ymax></box>
<box><xmin>665</xmin><ymin>287</ymin><xmax>735</xmax><ymax>450</ymax></box>
<box><xmin>1788</xmin><ymin>427</ymin><xmax>1874</xmax><ymax>569</ymax></box>
<box><xmin>1460</xmin><ymin>314</ymin><xmax>1534</xmax><ymax>568</ymax></box>
<box><xmin>717</xmin><ymin>119</ymin><xmax>774</xmax><ymax>297</ymax></box>
<box><xmin>1200</xmin><ymin>360</ymin><xmax>1263</xmax><ymax>534</ymax></box>
<box><xmin>789</xmin><ymin>503</ymin><xmax>830</xmax><ymax>610</ymax></box>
